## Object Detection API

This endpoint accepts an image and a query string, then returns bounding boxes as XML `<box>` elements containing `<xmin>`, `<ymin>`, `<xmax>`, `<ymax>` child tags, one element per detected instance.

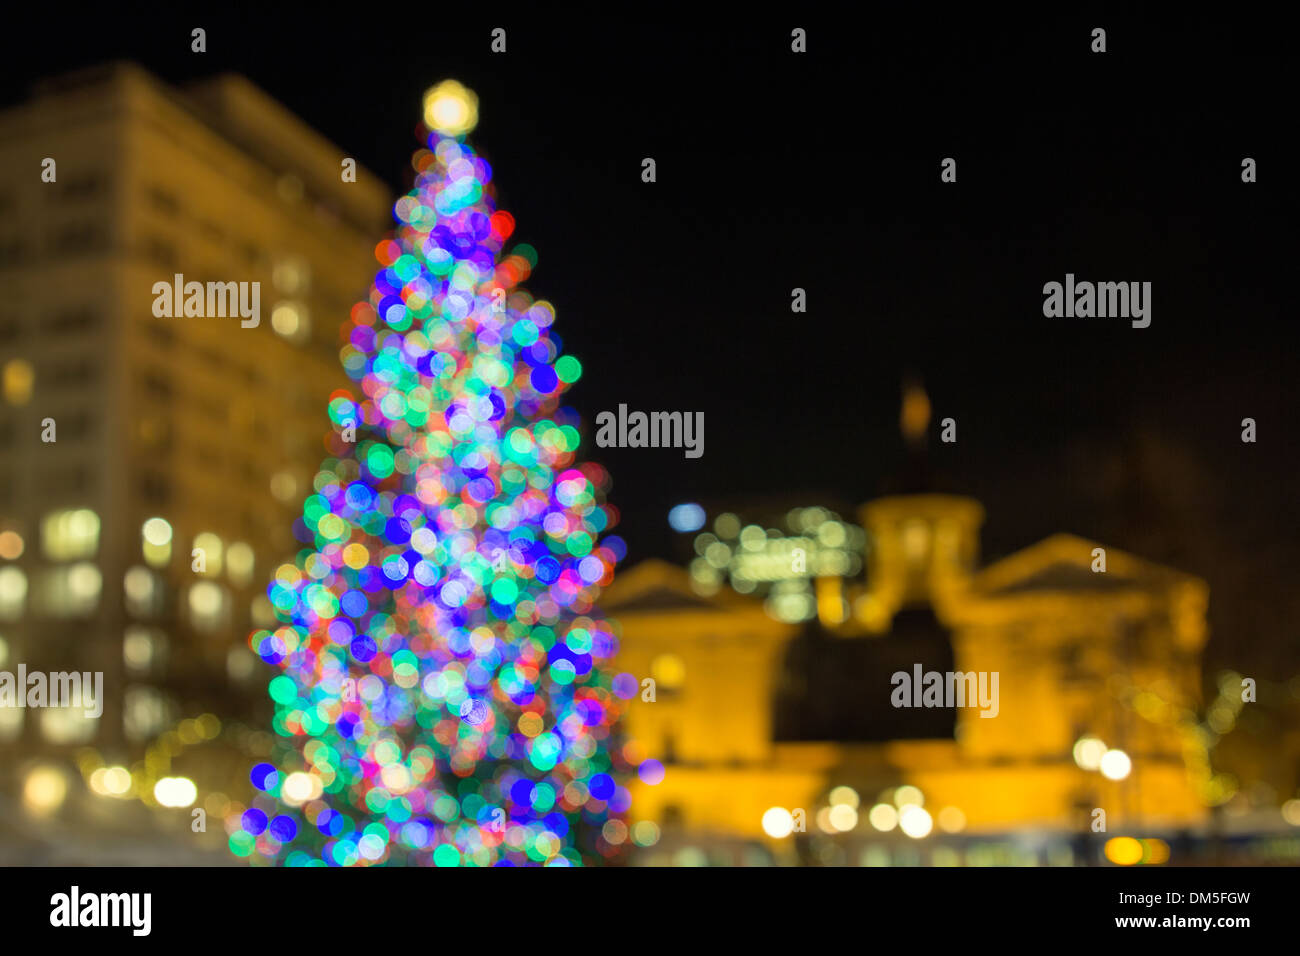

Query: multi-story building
<box><xmin>0</xmin><ymin>63</ymin><xmax>390</xmax><ymax>854</ymax></box>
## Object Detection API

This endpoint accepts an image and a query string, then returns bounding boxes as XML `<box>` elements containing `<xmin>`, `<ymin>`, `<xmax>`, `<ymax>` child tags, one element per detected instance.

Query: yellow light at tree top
<box><xmin>423</xmin><ymin>80</ymin><xmax>478</xmax><ymax>136</ymax></box>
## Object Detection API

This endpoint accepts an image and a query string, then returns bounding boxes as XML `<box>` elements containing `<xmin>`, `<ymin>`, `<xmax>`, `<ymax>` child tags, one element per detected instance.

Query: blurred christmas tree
<box><xmin>232</xmin><ymin>81</ymin><xmax>633</xmax><ymax>866</ymax></box>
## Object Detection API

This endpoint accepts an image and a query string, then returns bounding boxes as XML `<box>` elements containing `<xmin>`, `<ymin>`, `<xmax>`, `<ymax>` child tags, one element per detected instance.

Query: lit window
<box><xmin>38</xmin><ymin>563</ymin><xmax>101</xmax><ymax>616</ymax></box>
<box><xmin>188</xmin><ymin>581</ymin><xmax>228</xmax><ymax>632</ymax></box>
<box><xmin>227</xmin><ymin>542</ymin><xmax>255</xmax><ymax>587</ymax></box>
<box><xmin>271</xmin><ymin>470</ymin><xmax>298</xmax><ymax>503</ymax></box>
<box><xmin>0</xmin><ymin>567</ymin><xmax>28</xmax><ymax>619</ymax></box>
<box><xmin>124</xmin><ymin>627</ymin><xmax>163</xmax><ymax>674</ymax></box>
<box><xmin>227</xmin><ymin>646</ymin><xmax>257</xmax><ymax>682</ymax></box>
<box><xmin>41</xmin><ymin>508</ymin><xmax>100</xmax><ymax>560</ymax></box>
<box><xmin>124</xmin><ymin>566</ymin><xmax>162</xmax><ymax>618</ymax></box>
<box><xmin>651</xmin><ymin>654</ymin><xmax>686</xmax><ymax>691</ymax></box>
<box><xmin>124</xmin><ymin>685</ymin><xmax>167</xmax><ymax>742</ymax></box>
<box><xmin>2</xmin><ymin>358</ymin><xmax>33</xmax><ymax>405</ymax></box>
<box><xmin>192</xmin><ymin>532</ymin><xmax>224</xmax><ymax>576</ymax></box>
<box><xmin>141</xmin><ymin>516</ymin><xmax>172</xmax><ymax>568</ymax></box>
<box><xmin>0</xmin><ymin>528</ymin><xmax>24</xmax><ymax>560</ymax></box>
<box><xmin>271</xmin><ymin>301</ymin><xmax>310</xmax><ymax>343</ymax></box>
<box><xmin>251</xmin><ymin>595</ymin><xmax>275</xmax><ymax>628</ymax></box>
<box><xmin>902</xmin><ymin>519</ymin><xmax>930</xmax><ymax>562</ymax></box>
<box><xmin>40</xmin><ymin>705</ymin><xmax>99</xmax><ymax>744</ymax></box>
<box><xmin>0</xmin><ymin>702</ymin><xmax>21</xmax><ymax>741</ymax></box>
<box><xmin>272</xmin><ymin>255</ymin><xmax>310</xmax><ymax>294</ymax></box>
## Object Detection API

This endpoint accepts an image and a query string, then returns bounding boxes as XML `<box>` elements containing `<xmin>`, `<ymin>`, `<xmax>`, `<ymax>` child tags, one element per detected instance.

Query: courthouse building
<box><xmin>607</xmin><ymin>388</ymin><xmax>1212</xmax><ymax>865</ymax></box>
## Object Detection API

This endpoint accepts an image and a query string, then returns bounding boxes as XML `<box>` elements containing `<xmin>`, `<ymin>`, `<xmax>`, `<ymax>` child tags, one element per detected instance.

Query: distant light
<box><xmin>0</xmin><ymin>530</ymin><xmax>23</xmax><ymax>560</ymax></box>
<box><xmin>894</xmin><ymin>785</ymin><xmax>924</xmax><ymax>809</ymax></box>
<box><xmin>829</xmin><ymin>804</ymin><xmax>859</xmax><ymax>832</ymax></box>
<box><xmin>2</xmin><ymin>358</ymin><xmax>34</xmax><ymax>405</ymax></box>
<box><xmin>1142</xmin><ymin>838</ymin><xmax>1171</xmax><ymax>865</ymax></box>
<box><xmin>1073</xmin><ymin>735</ymin><xmax>1107</xmax><ymax>771</ymax></box>
<box><xmin>668</xmin><ymin>503</ymin><xmax>706</xmax><ymax>533</ymax></box>
<box><xmin>142</xmin><ymin>517</ymin><xmax>172</xmax><ymax>547</ymax></box>
<box><xmin>282</xmin><ymin>771</ymin><xmax>322</xmax><ymax>806</ymax></box>
<box><xmin>271</xmin><ymin>302</ymin><xmax>305</xmax><ymax>340</ymax></box>
<box><xmin>1100</xmin><ymin>748</ymin><xmax>1132</xmax><ymax>781</ymax></box>
<box><xmin>154</xmin><ymin>776</ymin><xmax>197</xmax><ymax>808</ymax></box>
<box><xmin>23</xmin><ymin>765</ymin><xmax>67</xmax><ymax>816</ymax></box>
<box><xmin>829</xmin><ymin>785</ymin><xmax>860</xmax><ymax>810</ymax></box>
<box><xmin>937</xmin><ymin>806</ymin><xmax>967</xmax><ymax>833</ymax></box>
<box><xmin>423</xmin><ymin>80</ymin><xmax>478</xmax><ymax>136</ymax></box>
<box><xmin>762</xmin><ymin>807</ymin><xmax>795</xmax><ymax>838</ymax></box>
<box><xmin>868</xmin><ymin>803</ymin><xmax>899</xmax><ymax>831</ymax></box>
<box><xmin>227</xmin><ymin>542</ymin><xmax>255</xmax><ymax>586</ymax></box>
<box><xmin>714</xmin><ymin>513</ymin><xmax>741</xmax><ymax>539</ymax></box>
<box><xmin>899</xmin><ymin>805</ymin><xmax>933</xmax><ymax>839</ymax></box>
<box><xmin>1283</xmin><ymin>799</ymin><xmax>1300</xmax><ymax>827</ymax></box>
<box><xmin>90</xmin><ymin>766</ymin><xmax>132</xmax><ymax>797</ymax></box>
<box><xmin>1104</xmin><ymin>836</ymin><xmax>1143</xmax><ymax>866</ymax></box>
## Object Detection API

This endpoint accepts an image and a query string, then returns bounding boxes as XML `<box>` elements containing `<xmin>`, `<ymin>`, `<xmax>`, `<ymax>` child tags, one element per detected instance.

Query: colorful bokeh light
<box><xmin>235</xmin><ymin>87</ymin><xmax>629</xmax><ymax>867</ymax></box>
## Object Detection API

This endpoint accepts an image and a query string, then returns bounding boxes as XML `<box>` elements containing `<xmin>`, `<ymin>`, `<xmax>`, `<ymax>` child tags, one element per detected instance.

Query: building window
<box><xmin>141</xmin><ymin>517</ymin><xmax>173</xmax><ymax>567</ymax></box>
<box><xmin>51</xmin><ymin>221</ymin><xmax>108</xmax><ymax>254</ymax></box>
<box><xmin>192</xmin><ymin>532</ymin><xmax>223</xmax><ymax>576</ymax></box>
<box><xmin>0</xmin><ymin>528</ymin><xmax>23</xmax><ymax>560</ymax></box>
<box><xmin>227</xmin><ymin>646</ymin><xmax>257</xmax><ymax>683</ymax></box>
<box><xmin>37</xmin><ymin>562</ymin><xmax>102</xmax><ymax>616</ymax></box>
<box><xmin>47</xmin><ymin>307</ymin><xmax>98</xmax><ymax>336</ymax></box>
<box><xmin>41</xmin><ymin>508</ymin><xmax>100</xmax><ymax>560</ymax></box>
<box><xmin>40</xmin><ymin>705</ymin><xmax>99</xmax><ymax>744</ymax></box>
<box><xmin>273</xmin><ymin>255</ymin><xmax>310</xmax><ymax>294</ymax></box>
<box><xmin>44</xmin><ymin>465</ymin><xmax>90</xmax><ymax>494</ymax></box>
<box><xmin>227</xmin><ymin>542</ymin><xmax>255</xmax><ymax>587</ymax></box>
<box><xmin>144</xmin><ymin>185</ymin><xmax>179</xmax><ymax>216</ymax></box>
<box><xmin>52</xmin><ymin>413</ymin><xmax>95</xmax><ymax>443</ymax></box>
<box><xmin>140</xmin><ymin>370</ymin><xmax>173</xmax><ymax>400</ymax></box>
<box><xmin>45</xmin><ymin>356</ymin><xmax>97</xmax><ymax>389</ymax></box>
<box><xmin>271</xmin><ymin>300</ymin><xmax>310</xmax><ymax>343</ymax></box>
<box><xmin>188</xmin><ymin>581</ymin><xmax>229</xmax><ymax>633</ymax></box>
<box><xmin>0</xmin><ymin>567</ymin><xmax>26</xmax><ymax>620</ymax></box>
<box><xmin>59</xmin><ymin>173</ymin><xmax>105</xmax><ymax>201</ymax></box>
<box><xmin>0</xmin><ymin>704</ymin><xmax>22</xmax><ymax>741</ymax></box>
<box><xmin>124</xmin><ymin>566</ymin><xmax>163</xmax><ymax>618</ymax></box>
<box><xmin>651</xmin><ymin>653</ymin><xmax>686</xmax><ymax>692</ymax></box>
<box><xmin>124</xmin><ymin>626</ymin><xmax>165</xmax><ymax>675</ymax></box>
<box><xmin>143</xmin><ymin>235</ymin><xmax>177</xmax><ymax>267</ymax></box>
<box><xmin>124</xmin><ymin>685</ymin><xmax>168</xmax><ymax>742</ymax></box>
<box><xmin>139</xmin><ymin>473</ymin><xmax>171</xmax><ymax>505</ymax></box>
<box><xmin>2</xmin><ymin>358</ymin><xmax>33</xmax><ymax>405</ymax></box>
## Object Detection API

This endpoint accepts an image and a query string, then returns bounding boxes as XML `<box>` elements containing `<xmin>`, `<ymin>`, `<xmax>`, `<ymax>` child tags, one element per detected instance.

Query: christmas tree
<box><xmin>232</xmin><ymin>81</ymin><xmax>634</xmax><ymax>866</ymax></box>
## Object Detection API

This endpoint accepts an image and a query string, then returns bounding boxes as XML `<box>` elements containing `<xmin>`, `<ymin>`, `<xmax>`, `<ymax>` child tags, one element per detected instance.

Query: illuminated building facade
<box><xmin>607</xmin><ymin>390</ymin><xmax>1212</xmax><ymax>866</ymax></box>
<box><xmin>0</xmin><ymin>64</ymin><xmax>390</xmax><ymax>832</ymax></box>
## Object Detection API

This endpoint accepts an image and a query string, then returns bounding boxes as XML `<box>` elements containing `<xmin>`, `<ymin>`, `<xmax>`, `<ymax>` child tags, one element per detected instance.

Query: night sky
<box><xmin>4</xmin><ymin>10</ymin><xmax>1295</xmax><ymax>677</ymax></box>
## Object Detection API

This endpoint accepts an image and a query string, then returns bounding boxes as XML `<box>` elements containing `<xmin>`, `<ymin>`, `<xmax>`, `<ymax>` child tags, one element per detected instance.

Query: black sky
<box><xmin>3</xmin><ymin>8</ymin><xmax>1295</xmax><ymax>676</ymax></box>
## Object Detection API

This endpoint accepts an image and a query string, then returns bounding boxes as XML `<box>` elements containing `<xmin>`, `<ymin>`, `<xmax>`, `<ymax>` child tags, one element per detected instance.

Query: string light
<box><xmin>235</xmin><ymin>84</ymin><xmax>630</xmax><ymax>866</ymax></box>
